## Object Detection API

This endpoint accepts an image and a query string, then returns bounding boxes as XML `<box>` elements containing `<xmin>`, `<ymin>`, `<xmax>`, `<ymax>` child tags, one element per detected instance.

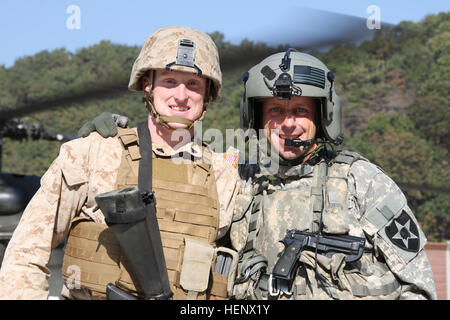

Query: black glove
<box><xmin>78</xmin><ymin>112</ymin><xmax>128</xmax><ymax>138</ymax></box>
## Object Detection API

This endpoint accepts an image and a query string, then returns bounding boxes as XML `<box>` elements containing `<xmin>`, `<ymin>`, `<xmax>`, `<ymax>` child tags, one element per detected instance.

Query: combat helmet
<box><xmin>240</xmin><ymin>49</ymin><xmax>343</xmax><ymax>145</ymax></box>
<box><xmin>129</xmin><ymin>26</ymin><xmax>222</xmax><ymax>129</ymax></box>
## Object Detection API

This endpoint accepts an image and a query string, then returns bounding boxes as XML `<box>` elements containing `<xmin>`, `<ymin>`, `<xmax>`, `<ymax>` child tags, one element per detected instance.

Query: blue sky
<box><xmin>1</xmin><ymin>0</ymin><xmax>448</xmax><ymax>68</ymax></box>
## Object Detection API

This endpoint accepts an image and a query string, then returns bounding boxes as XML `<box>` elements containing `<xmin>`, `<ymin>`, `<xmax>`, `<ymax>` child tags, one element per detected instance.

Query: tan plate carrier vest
<box><xmin>62</xmin><ymin>128</ymin><xmax>229</xmax><ymax>299</ymax></box>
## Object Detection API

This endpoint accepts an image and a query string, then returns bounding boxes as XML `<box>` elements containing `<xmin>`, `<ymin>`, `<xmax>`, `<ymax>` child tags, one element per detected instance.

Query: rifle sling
<box><xmin>136</xmin><ymin>122</ymin><xmax>172</xmax><ymax>298</ymax></box>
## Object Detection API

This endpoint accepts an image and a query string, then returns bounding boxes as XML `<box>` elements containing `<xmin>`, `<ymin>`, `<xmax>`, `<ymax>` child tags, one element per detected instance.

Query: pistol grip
<box><xmin>272</xmin><ymin>244</ymin><xmax>303</xmax><ymax>281</ymax></box>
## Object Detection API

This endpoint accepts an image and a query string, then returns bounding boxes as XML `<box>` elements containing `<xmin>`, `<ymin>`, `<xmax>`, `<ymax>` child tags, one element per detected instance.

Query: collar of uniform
<box><xmin>151</xmin><ymin>140</ymin><xmax>203</xmax><ymax>158</ymax></box>
<box><xmin>258</xmin><ymin>145</ymin><xmax>314</xmax><ymax>180</ymax></box>
<box><xmin>279</xmin><ymin>162</ymin><xmax>314</xmax><ymax>179</ymax></box>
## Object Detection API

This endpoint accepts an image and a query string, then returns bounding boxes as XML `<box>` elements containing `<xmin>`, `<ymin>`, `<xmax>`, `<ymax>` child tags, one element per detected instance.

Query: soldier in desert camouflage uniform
<box><xmin>0</xmin><ymin>26</ymin><xmax>240</xmax><ymax>300</ymax></box>
<box><xmin>230</xmin><ymin>50</ymin><xmax>436</xmax><ymax>300</ymax></box>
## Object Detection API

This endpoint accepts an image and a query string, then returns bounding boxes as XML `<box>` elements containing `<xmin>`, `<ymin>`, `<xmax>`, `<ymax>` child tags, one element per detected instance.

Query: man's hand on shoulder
<box><xmin>78</xmin><ymin>112</ymin><xmax>129</xmax><ymax>138</ymax></box>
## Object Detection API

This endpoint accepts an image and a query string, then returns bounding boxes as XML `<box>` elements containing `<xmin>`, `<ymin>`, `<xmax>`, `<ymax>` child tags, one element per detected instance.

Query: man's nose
<box><xmin>281</xmin><ymin>113</ymin><xmax>296</xmax><ymax>129</ymax></box>
<box><xmin>174</xmin><ymin>83</ymin><xmax>188</xmax><ymax>102</ymax></box>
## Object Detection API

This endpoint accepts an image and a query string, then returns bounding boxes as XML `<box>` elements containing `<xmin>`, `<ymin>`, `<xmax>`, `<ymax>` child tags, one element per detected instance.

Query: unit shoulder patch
<box><xmin>385</xmin><ymin>210</ymin><xmax>420</xmax><ymax>252</ymax></box>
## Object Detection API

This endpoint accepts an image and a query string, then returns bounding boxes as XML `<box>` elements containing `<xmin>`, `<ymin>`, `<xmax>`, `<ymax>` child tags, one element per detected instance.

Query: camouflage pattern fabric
<box><xmin>0</xmin><ymin>131</ymin><xmax>240</xmax><ymax>299</ymax></box>
<box><xmin>230</xmin><ymin>152</ymin><xmax>437</xmax><ymax>300</ymax></box>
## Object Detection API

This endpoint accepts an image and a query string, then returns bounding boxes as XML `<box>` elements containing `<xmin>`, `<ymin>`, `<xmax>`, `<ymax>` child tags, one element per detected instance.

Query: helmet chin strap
<box><xmin>143</xmin><ymin>85</ymin><xmax>207</xmax><ymax>130</ymax></box>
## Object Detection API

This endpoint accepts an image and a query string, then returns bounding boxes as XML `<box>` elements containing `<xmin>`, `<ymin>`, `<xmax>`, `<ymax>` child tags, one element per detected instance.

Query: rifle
<box><xmin>96</xmin><ymin>187</ymin><xmax>173</xmax><ymax>300</ymax></box>
<box><xmin>272</xmin><ymin>229</ymin><xmax>365</xmax><ymax>286</ymax></box>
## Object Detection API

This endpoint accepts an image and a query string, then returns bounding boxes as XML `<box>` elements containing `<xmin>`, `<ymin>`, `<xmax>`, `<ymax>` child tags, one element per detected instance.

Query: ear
<box><xmin>142</xmin><ymin>75</ymin><xmax>149</xmax><ymax>91</ymax></box>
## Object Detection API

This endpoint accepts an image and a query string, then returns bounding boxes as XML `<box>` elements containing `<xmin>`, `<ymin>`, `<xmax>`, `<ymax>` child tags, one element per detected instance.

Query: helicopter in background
<box><xmin>0</xmin><ymin>109</ymin><xmax>127</xmax><ymax>298</ymax></box>
<box><xmin>0</xmin><ymin>118</ymin><xmax>76</xmax><ymax>262</ymax></box>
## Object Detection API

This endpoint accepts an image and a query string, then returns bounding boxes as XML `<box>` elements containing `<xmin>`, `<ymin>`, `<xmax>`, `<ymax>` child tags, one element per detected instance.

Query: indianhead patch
<box><xmin>385</xmin><ymin>210</ymin><xmax>420</xmax><ymax>252</ymax></box>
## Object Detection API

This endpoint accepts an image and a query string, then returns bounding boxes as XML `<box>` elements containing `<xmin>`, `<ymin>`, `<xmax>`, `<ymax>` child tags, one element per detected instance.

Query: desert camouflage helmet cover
<box><xmin>128</xmin><ymin>26</ymin><xmax>222</xmax><ymax>102</ymax></box>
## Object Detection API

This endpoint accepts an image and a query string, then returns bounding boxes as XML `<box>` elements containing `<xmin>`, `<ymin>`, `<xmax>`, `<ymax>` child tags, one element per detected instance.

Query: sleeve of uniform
<box><xmin>0</xmin><ymin>140</ymin><xmax>89</xmax><ymax>300</ymax></box>
<box><xmin>210</xmin><ymin>151</ymin><xmax>241</xmax><ymax>239</ymax></box>
<box><xmin>348</xmin><ymin>160</ymin><xmax>437</xmax><ymax>300</ymax></box>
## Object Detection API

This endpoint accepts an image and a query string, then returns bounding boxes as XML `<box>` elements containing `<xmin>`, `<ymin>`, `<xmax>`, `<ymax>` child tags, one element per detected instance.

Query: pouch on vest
<box><xmin>321</xmin><ymin>191</ymin><xmax>349</xmax><ymax>234</ymax></box>
<box><xmin>210</xmin><ymin>247</ymin><xmax>239</xmax><ymax>299</ymax></box>
<box><xmin>317</xmin><ymin>163</ymin><xmax>350</xmax><ymax>235</ymax></box>
<box><xmin>179</xmin><ymin>238</ymin><xmax>214</xmax><ymax>299</ymax></box>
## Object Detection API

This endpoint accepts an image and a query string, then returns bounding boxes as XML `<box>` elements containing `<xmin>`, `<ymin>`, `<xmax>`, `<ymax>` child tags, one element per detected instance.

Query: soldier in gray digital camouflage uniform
<box><xmin>229</xmin><ymin>49</ymin><xmax>436</xmax><ymax>300</ymax></box>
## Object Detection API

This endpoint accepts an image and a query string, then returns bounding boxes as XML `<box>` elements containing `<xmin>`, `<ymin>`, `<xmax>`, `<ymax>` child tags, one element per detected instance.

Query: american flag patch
<box><xmin>223</xmin><ymin>147</ymin><xmax>240</xmax><ymax>168</ymax></box>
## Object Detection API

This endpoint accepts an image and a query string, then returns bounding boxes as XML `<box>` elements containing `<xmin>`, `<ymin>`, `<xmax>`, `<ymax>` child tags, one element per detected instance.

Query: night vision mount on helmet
<box><xmin>240</xmin><ymin>49</ymin><xmax>344</xmax><ymax>145</ymax></box>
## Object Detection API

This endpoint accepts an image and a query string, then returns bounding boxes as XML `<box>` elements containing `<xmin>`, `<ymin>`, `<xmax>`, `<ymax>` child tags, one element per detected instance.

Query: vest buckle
<box><xmin>268</xmin><ymin>274</ymin><xmax>293</xmax><ymax>297</ymax></box>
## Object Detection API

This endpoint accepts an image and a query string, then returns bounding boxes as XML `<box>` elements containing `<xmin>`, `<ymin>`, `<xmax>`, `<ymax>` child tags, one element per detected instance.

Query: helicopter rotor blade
<box><xmin>0</xmin><ymin>80</ymin><xmax>129</xmax><ymax>121</ymax></box>
<box><xmin>246</xmin><ymin>7</ymin><xmax>394</xmax><ymax>49</ymax></box>
<box><xmin>215</xmin><ymin>6</ymin><xmax>396</xmax><ymax>71</ymax></box>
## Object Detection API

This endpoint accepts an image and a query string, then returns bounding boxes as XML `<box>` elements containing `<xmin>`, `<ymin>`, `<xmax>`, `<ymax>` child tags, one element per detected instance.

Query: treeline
<box><xmin>0</xmin><ymin>12</ymin><xmax>448</xmax><ymax>241</ymax></box>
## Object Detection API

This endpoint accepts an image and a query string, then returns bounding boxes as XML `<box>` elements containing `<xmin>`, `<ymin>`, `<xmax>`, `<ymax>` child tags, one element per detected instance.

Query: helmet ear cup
<box><xmin>240</xmin><ymin>96</ymin><xmax>264</xmax><ymax>139</ymax></box>
<box><xmin>315</xmin><ymin>98</ymin><xmax>326</xmax><ymax>141</ymax></box>
<box><xmin>321</xmin><ymin>92</ymin><xmax>343</xmax><ymax>145</ymax></box>
<box><xmin>253</xmin><ymin>101</ymin><xmax>263</xmax><ymax>138</ymax></box>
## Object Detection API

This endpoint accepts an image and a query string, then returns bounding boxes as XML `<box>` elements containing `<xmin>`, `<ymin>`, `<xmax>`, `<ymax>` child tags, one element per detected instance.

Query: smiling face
<box><xmin>150</xmin><ymin>69</ymin><xmax>207</xmax><ymax>130</ymax></box>
<box><xmin>262</xmin><ymin>96</ymin><xmax>318</xmax><ymax>161</ymax></box>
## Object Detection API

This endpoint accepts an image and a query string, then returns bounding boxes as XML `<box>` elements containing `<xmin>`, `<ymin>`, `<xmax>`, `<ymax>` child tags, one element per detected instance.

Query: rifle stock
<box><xmin>106</xmin><ymin>283</ymin><xmax>138</xmax><ymax>300</ymax></box>
<box><xmin>95</xmin><ymin>187</ymin><xmax>173</xmax><ymax>300</ymax></box>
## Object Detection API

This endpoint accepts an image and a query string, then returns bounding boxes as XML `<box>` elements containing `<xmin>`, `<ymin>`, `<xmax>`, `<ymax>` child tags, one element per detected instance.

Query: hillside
<box><xmin>1</xmin><ymin>12</ymin><xmax>449</xmax><ymax>241</ymax></box>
